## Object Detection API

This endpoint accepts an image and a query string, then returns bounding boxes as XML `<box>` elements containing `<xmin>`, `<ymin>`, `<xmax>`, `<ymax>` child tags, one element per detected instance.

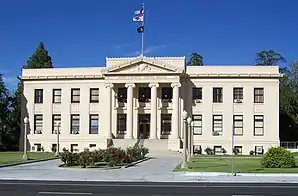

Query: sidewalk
<box><xmin>0</xmin><ymin>153</ymin><xmax>298</xmax><ymax>183</ymax></box>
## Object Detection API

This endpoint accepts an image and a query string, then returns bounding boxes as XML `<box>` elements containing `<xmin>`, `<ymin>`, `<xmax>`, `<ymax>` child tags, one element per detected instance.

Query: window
<box><xmin>118</xmin><ymin>88</ymin><xmax>127</xmax><ymax>103</ymax></box>
<box><xmin>89</xmin><ymin>144</ymin><xmax>96</xmax><ymax>148</ymax></box>
<box><xmin>213</xmin><ymin>87</ymin><xmax>223</xmax><ymax>103</ymax></box>
<box><xmin>233</xmin><ymin>88</ymin><xmax>243</xmax><ymax>102</ymax></box>
<box><xmin>212</xmin><ymin>115</ymin><xmax>223</xmax><ymax>136</ymax></box>
<box><xmin>192</xmin><ymin>88</ymin><xmax>202</xmax><ymax>101</ymax></box>
<box><xmin>254</xmin><ymin>115</ymin><xmax>264</xmax><ymax>136</ymax></box>
<box><xmin>160</xmin><ymin>114</ymin><xmax>171</xmax><ymax>139</ymax></box>
<box><xmin>34</xmin><ymin>114</ymin><xmax>43</xmax><ymax>134</ymax></box>
<box><xmin>214</xmin><ymin>146</ymin><xmax>222</xmax><ymax>154</ymax></box>
<box><xmin>70</xmin><ymin>144</ymin><xmax>78</xmax><ymax>152</ymax></box>
<box><xmin>51</xmin><ymin>144</ymin><xmax>57</xmax><ymax>152</ymax></box>
<box><xmin>254</xmin><ymin>88</ymin><xmax>264</xmax><ymax>103</ymax></box>
<box><xmin>71</xmin><ymin>114</ymin><xmax>80</xmax><ymax>134</ymax></box>
<box><xmin>90</xmin><ymin>88</ymin><xmax>99</xmax><ymax>103</ymax></box>
<box><xmin>34</xmin><ymin>89</ymin><xmax>43</xmax><ymax>103</ymax></box>
<box><xmin>52</xmin><ymin>114</ymin><xmax>61</xmax><ymax>134</ymax></box>
<box><xmin>89</xmin><ymin>114</ymin><xmax>99</xmax><ymax>134</ymax></box>
<box><xmin>34</xmin><ymin>143</ymin><xmax>42</xmax><ymax>152</ymax></box>
<box><xmin>52</xmin><ymin>89</ymin><xmax>62</xmax><ymax>103</ymax></box>
<box><xmin>139</xmin><ymin>87</ymin><xmax>151</xmax><ymax>102</ymax></box>
<box><xmin>255</xmin><ymin>146</ymin><xmax>264</xmax><ymax>155</ymax></box>
<box><xmin>192</xmin><ymin>115</ymin><xmax>202</xmax><ymax>135</ymax></box>
<box><xmin>71</xmin><ymin>88</ymin><xmax>80</xmax><ymax>103</ymax></box>
<box><xmin>233</xmin><ymin>115</ymin><xmax>243</xmax><ymax>135</ymax></box>
<box><xmin>161</xmin><ymin>87</ymin><xmax>172</xmax><ymax>101</ymax></box>
<box><xmin>117</xmin><ymin>114</ymin><xmax>126</xmax><ymax>138</ymax></box>
<box><xmin>234</xmin><ymin>146</ymin><xmax>242</xmax><ymax>155</ymax></box>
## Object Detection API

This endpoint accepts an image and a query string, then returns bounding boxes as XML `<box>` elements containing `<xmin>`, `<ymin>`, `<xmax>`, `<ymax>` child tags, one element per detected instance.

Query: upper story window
<box><xmin>52</xmin><ymin>89</ymin><xmax>62</xmax><ymax>103</ymax></box>
<box><xmin>139</xmin><ymin>87</ymin><xmax>151</xmax><ymax>102</ymax></box>
<box><xmin>70</xmin><ymin>114</ymin><xmax>80</xmax><ymax>134</ymax></box>
<box><xmin>71</xmin><ymin>88</ymin><xmax>80</xmax><ymax>103</ymax></box>
<box><xmin>254</xmin><ymin>88</ymin><xmax>264</xmax><ymax>103</ymax></box>
<box><xmin>161</xmin><ymin>87</ymin><xmax>172</xmax><ymax>101</ymax></box>
<box><xmin>233</xmin><ymin>88</ymin><xmax>243</xmax><ymax>103</ymax></box>
<box><xmin>90</xmin><ymin>88</ymin><xmax>99</xmax><ymax>103</ymax></box>
<box><xmin>192</xmin><ymin>88</ymin><xmax>202</xmax><ymax>102</ymax></box>
<box><xmin>118</xmin><ymin>88</ymin><xmax>127</xmax><ymax>103</ymax></box>
<box><xmin>34</xmin><ymin>89</ymin><xmax>43</xmax><ymax>104</ymax></box>
<box><xmin>213</xmin><ymin>87</ymin><xmax>223</xmax><ymax>103</ymax></box>
<box><xmin>212</xmin><ymin>115</ymin><xmax>223</xmax><ymax>136</ymax></box>
<box><xmin>34</xmin><ymin>114</ymin><xmax>43</xmax><ymax>134</ymax></box>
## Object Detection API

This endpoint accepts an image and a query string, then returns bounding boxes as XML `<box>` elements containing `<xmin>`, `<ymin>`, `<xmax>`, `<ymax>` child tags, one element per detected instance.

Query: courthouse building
<box><xmin>20</xmin><ymin>56</ymin><xmax>281</xmax><ymax>154</ymax></box>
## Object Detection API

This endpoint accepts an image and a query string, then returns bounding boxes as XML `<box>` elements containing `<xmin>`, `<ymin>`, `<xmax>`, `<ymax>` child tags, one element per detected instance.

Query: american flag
<box><xmin>134</xmin><ymin>8</ymin><xmax>144</xmax><ymax>15</ymax></box>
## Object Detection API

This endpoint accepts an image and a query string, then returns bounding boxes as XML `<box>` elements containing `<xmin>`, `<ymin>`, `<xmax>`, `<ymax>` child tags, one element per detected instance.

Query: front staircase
<box><xmin>112</xmin><ymin>139</ymin><xmax>170</xmax><ymax>153</ymax></box>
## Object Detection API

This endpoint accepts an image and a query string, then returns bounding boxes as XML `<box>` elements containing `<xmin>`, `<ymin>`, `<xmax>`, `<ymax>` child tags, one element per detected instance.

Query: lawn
<box><xmin>0</xmin><ymin>152</ymin><xmax>55</xmax><ymax>165</ymax></box>
<box><xmin>175</xmin><ymin>155</ymin><xmax>298</xmax><ymax>173</ymax></box>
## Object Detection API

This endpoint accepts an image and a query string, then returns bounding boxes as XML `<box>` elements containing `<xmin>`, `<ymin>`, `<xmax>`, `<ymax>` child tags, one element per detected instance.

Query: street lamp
<box><xmin>181</xmin><ymin>110</ymin><xmax>188</xmax><ymax>169</ymax></box>
<box><xmin>190</xmin><ymin>121</ymin><xmax>194</xmax><ymax>158</ymax></box>
<box><xmin>56</xmin><ymin>122</ymin><xmax>61</xmax><ymax>156</ymax></box>
<box><xmin>23</xmin><ymin>117</ymin><xmax>29</xmax><ymax>160</ymax></box>
<box><xmin>187</xmin><ymin>117</ymin><xmax>192</xmax><ymax>162</ymax></box>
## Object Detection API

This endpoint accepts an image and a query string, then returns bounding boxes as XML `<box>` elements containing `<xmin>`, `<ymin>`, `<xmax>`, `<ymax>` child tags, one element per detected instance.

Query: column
<box><xmin>105</xmin><ymin>83</ymin><xmax>114</xmax><ymax>139</ymax></box>
<box><xmin>149</xmin><ymin>82</ymin><xmax>159</xmax><ymax>139</ymax></box>
<box><xmin>171</xmin><ymin>82</ymin><xmax>181</xmax><ymax>138</ymax></box>
<box><xmin>125</xmin><ymin>83</ymin><xmax>135</xmax><ymax>139</ymax></box>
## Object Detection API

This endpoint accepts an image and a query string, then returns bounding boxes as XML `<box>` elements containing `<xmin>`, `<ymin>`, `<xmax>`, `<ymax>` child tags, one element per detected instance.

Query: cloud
<box><xmin>113</xmin><ymin>42</ymin><xmax>136</xmax><ymax>50</ymax></box>
<box><xmin>126</xmin><ymin>44</ymin><xmax>168</xmax><ymax>56</ymax></box>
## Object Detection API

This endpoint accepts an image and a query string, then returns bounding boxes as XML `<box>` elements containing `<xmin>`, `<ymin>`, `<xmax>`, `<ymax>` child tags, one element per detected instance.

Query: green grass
<box><xmin>0</xmin><ymin>152</ymin><xmax>55</xmax><ymax>165</ymax></box>
<box><xmin>175</xmin><ymin>155</ymin><xmax>298</xmax><ymax>173</ymax></box>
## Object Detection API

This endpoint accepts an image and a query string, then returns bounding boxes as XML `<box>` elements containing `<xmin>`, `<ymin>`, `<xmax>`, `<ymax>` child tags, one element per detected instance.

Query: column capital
<box><xmin>125</xmin><ymin>83</ymin><xmax>136</xmax><ymax>88</ymax></box>
<box><xmin>105</xmin><ymin>83</ymin><xmax>114</xmax><ymax>88</ymax></box>
<box><xmin>149</xmin><ymin>82</ymin><xmax>159</xmax><ymax>88</ymax></box>
<box><xmin>171</xmin><ymin>82</ymin><xmax>181</xmax><ymax>88</ymax></box>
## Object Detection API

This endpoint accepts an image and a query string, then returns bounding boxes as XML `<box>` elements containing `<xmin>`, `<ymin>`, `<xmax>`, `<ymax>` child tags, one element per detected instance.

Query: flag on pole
<box><xmin>133</xmin><ymin>15</ymin><xmax>144</xmax><ymax>22</ymax></box>
<box><xmin>137</xmin><ymin>26</ymin><xmax>144</xmax><ymax>33</ymax></box>
<box><xmin>134</xmin><ymin>8</ymin><xmax>144</xmax><ymax>15</ymax></box>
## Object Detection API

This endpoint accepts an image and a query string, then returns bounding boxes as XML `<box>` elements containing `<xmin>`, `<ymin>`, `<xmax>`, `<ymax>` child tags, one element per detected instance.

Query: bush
<box><xmin>249</xmin><ymin>150</ymin><xmax>255</xmax><ymax>155</ymax></box>
<box><xmin>260</xmin><ymin>146</ymin><xmax>296</xmax><ymax>168</ymax></box>
<box><xmin>204</xmin><ymin>147</ymin><xmax>214</xmax><ymax>155</ymax></box>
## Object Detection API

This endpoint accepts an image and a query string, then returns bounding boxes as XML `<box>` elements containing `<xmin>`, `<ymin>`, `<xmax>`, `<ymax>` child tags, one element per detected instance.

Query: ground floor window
<box><xmin>33</xmin><ymin>143</ymin><xmax>42</xmax><ymax>152</ymax></box>
<box><xmin>255</xmin><ymin>146</ymin><xmax>264</xmax><ymax>155</ymax></box>
<box><xmin>234</xmin><ymin>146</ymin><xmax>242</xmax><ymax>155</ymax></box>
<box><xmin>213</xmin><ymin>145</ymin><xmax>222</xmax><ymax>154</ymax></box>
<box><xmin>117</xmin><ymin>114</ymin><xmax>126</xmax><ymax>139</ymax></box>
<box><xmin>51</xmin><ymin>144</ymin><xmax>57</xmax><ymax>152</ymax></box>
<box><xmin>70</xmin><ymin>144</ymin><xmax>78</xmax><ymax>152</ymax></box>
<box><xmin>160</xmin><ymin>114</ymin><xmax>171</xmax><ymax>139</ymax></box>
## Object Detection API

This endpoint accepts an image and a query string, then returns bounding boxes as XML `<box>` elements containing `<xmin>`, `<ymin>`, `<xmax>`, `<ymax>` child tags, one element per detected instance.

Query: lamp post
<box><xmin>56</xmin><ymin>122</ymin><xmax>61</xmax><ymax>156</ymax></box>
<box><xmin>181</xmin><ymin>110</ymin><xmax>188</xmax><ymax>169</ymax></box>
<box><xmin>190</xmin><ymin>121</ymin><xmax>194</xmax><ymax>158</ymax></box>
<box><xmin>187</xmin><ymin>117</ymin><xmax>192</xmax><ymax>162</ymax></box>
<box><xmin>23</xmin><ymin>117</ymin><xmax>29</xmax><ymax>160</ymax></box>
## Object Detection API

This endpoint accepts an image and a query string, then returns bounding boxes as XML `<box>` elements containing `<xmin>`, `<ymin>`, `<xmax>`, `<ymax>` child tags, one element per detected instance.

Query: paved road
<box><xmin>0</xmin><ymin>180</ymin><xmax>298</xmax><ymax>196</ymax></box>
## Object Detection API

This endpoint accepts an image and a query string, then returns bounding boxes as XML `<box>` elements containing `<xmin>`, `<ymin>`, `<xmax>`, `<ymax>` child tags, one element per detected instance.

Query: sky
<box><xmin>0</xmin><ymin>0</ymin><xmax>297</xmax><ymax>90</ymax></box>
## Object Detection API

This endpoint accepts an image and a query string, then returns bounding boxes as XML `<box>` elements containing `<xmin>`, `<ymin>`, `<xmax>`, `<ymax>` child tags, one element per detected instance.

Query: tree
<box><xmin>187</xmin><ymin>53</ymin><xmax>203</xmax><ymax>66</ymax></box>
<box><xmin>9</xmin><ymin>41</ymin><xmax>53</xmax><ymax>151</ymax></box>
<box><xmin>0</xmin><ymin>74</ymin><xmax>11</xmax><ymax>150</ymax></box>
<box><xmin>24</xmin><ymin>41</ymin><xmax>53</xmax><ymax>68</ymax></box>
<box><xmin>255</xmin><ymin>50</ymin><xmax>286</xmax><ymax>66</ymax></box>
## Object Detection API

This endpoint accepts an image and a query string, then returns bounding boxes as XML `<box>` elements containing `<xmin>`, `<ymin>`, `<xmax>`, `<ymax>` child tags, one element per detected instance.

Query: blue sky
<box><xmin>0</xmin><ymin>0</ymin><xmax>297</xmax><ymax>90</ymax></box>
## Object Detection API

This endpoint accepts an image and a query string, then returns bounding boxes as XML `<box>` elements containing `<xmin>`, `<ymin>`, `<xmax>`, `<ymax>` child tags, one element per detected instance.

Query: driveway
<box><xmin>0</xmin><ymin>152</ymin><xmax>194</xmax><ymax>182</ymax></box>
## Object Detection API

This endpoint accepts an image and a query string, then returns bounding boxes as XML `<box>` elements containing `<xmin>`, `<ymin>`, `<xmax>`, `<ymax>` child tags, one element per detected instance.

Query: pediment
<box><xmin>104</xmin><ymin>59</ymin><xmax>183</xmax><ymax>75</ymax></box>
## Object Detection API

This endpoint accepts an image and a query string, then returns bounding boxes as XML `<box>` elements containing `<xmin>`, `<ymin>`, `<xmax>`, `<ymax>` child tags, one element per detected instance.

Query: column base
<box><xmin>168</xmin><ymin>136</ymin><xmax>181</xmax><ymax>151</ymax></box>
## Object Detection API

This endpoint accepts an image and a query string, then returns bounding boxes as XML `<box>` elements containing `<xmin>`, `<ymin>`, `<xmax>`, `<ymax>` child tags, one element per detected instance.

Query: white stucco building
<box><xmin>20</xmin><ymin>56</ymin><xmax>281</xmax><ymax>155</ymax></box>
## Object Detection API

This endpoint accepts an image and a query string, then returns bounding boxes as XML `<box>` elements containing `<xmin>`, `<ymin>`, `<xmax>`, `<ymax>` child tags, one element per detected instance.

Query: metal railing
<box><xmin>280</xmin><ymin>141</ymin><xmax>298</xmax><ymax>149</ymax></box>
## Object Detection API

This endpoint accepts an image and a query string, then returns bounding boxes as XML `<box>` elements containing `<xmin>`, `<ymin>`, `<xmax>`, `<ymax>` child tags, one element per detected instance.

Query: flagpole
<box><xmin>141</xmin><ymin>3</ymin><xmax>145</xmax><ymax>57</ymax></box>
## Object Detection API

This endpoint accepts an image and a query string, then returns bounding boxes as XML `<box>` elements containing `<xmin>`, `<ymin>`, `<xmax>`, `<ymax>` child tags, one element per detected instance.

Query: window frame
<box><xmin>233</xmin><ymin>87</ymin><xmax>243</xmax><ymax>101</ymax></box>
<box><xmin>213</xmin><ymin>87</ymin><xmax>223</xmax><ymax>103</ymax></box>
<box><xmin>254</xmin><ymin>115</ymin><xmax>264</xmax><ymax>136</ymax></box>
<box><xmin>117</xmin><ymin>88</ymin><xmax>127</xmax><ymax>103</ymax></box>
<box><xmin>70</xmin><ymin>114</ymin><xmax>80</xmax><ymax>134</ymax></box>
<box><xmin>90</xmin><ymin>88</ymin><xmax>99</xmax><ymax>103</ymax></box>
<box><xmin>52</xmin><ymin>114</ymin><xmax>61</xmax><ymax>134</ymax></box>
<box><xmin>192</xmin><ymin>114</ymin><xmax>202</xmax><ymax>135</ymax></box>
<box><xmin>52</xmin><ymin>89</ymin><xmax>62</xmax><ymax>104</ymax></box>
<box><xmin>212</xmin><ymin>115</ymin><xmax>223</xmax><ymax>136</ymax></box>
<box><xmin>192</xmin><ymin>87</ymin><xmax>202</xmax><ymax>100</ymax></box>
<box><xmin>34</xmin><ymin>114</ymin><xmax>43</xmax><ymax>134</ymax></box>
<box><xmin>233</xmin><ymin>115</ymin><xmax>243</xmax><ymax>136</ymax></box>
<box><xmin>34</xmin><ymin>89</ymin><xmax>43</xmax><ymax>104</ymax></box>
<box><xmin>117</xmin><ymin>114</ymin><xmax>126</xmax><ymax>138</ymax></box>
<box><xmin>71</xmin><ymin>88</ymin><xmax>80</xmax><ymax>103</ymax></box>
<box><xmin>89</xmin><ymin>114</ymin><xmax>99</xmax><ymax>134</ymax></box>
<box><xmin>160</xmin><ymin>114</ymin><xmax>172</xmax><ymax>139</ymax></box>
<box><xmin>138</xmin><ymin>87</ymin><xmax>151</xmax><ymax>102</ymax></box>
<box><xmin>254</xmin><ymin>88</ymin><xmax>264</xmax><ymax>103</ymax></box>
<box><xmin>161</xmin><ymin>87</ymin><xmax>173</xmax><ymax>101</ymax></box>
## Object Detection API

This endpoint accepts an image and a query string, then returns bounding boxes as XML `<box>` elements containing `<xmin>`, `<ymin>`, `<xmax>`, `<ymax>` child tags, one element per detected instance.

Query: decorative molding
<box><xmin>20</xmin><ymin>75</ymin><xmax>104</xmax><ymax>81</ymax></box>
<box><xmin>148</xmin><ymin>82</ymin><xmax>159</xmax><ymax>88</ymax></box>
<box><xmin>104</xmin><ymin>83</ymin><xmax>114</xmax><ymax>88</ymax></box>
<box><xmin>171</xmin><ymin>82</ymin><xmax>181</xmax><ymax>88</ymax></box>
<box><xmin>125</xmin><ymin>83</ymin><xmax>136</xmax><ymax>88</ymax></box>
<box><xmin>134</xmin><ymin>63</ymin><xmax>151</xmax><ymax>72</ymax></box>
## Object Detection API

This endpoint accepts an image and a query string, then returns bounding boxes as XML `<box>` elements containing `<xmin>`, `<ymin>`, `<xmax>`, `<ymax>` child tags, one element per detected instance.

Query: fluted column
<box><xmin>105</xmin><ymin>83</ymin><xmax>114</xmax><ymax>139</ymax></box>
<box><xmin>171</xmin><ymin>82</ymin><xmax>181</xmax><ymax>138</ymax></box>
<box><xmin>125</xmin><ymin>83</ymin><xmax>135</xmax><ymax>139</ymax></box>
<box><xmin>149</xmin><ymin>82</ymin><xmax>159</xmax><ymax>139</ymax></box>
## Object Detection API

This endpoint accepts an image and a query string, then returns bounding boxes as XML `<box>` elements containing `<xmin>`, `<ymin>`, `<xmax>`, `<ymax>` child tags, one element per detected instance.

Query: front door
<box><xmin>138</xmin><ymin>114</ymin><xmax>150</xmax><ymax>139</ymax></box>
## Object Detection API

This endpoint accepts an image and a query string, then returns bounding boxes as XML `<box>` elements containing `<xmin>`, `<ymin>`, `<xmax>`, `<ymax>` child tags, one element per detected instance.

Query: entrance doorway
<box><xmin>138</xmin><ymin>114</ymin><xmax>150</xmax><ymax>139</ymax></box>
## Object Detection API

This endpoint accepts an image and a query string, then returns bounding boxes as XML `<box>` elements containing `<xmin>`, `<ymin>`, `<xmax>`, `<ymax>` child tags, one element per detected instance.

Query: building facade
<box><xmin>20</xmin><ymin>56</ymin><xmax>281</xmax><ymax>155</ymax></box>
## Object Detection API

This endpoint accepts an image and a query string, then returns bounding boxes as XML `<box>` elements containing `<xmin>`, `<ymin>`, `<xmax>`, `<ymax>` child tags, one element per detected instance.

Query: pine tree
<box><xmin>24</xmin><ymin>41</ymin><xmax>53</xmax><ymax>68</ymax></box>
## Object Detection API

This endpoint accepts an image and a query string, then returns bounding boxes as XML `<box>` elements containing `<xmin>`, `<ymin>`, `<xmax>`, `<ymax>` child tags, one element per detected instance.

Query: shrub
<box><xmin>204</xmin><ymin>147</ymin><xmax>214</xmax><ymax>155</ymax></box>
<box><xmin>260</xmin><ymin>146</ymin><xmax>296</xmax><ymax>168</ymax></box>
<box><xmin>249</xmin><ymin>150</ymin><xmax>255</xmax><ymax>155</ymax></box>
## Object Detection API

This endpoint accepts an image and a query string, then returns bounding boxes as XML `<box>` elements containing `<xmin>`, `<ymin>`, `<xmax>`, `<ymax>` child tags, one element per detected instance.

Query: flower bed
<box><xmin>59</xmin><ymin>145</ymin><xmax>149</xmax><ymax>168</ymax></box>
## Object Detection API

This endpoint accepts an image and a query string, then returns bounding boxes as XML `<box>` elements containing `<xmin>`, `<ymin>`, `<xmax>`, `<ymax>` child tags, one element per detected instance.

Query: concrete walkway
<box><xmin>1</xmin><ymin>152</ymin><xmax>298</xmax><ymax>183</ymax></box>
